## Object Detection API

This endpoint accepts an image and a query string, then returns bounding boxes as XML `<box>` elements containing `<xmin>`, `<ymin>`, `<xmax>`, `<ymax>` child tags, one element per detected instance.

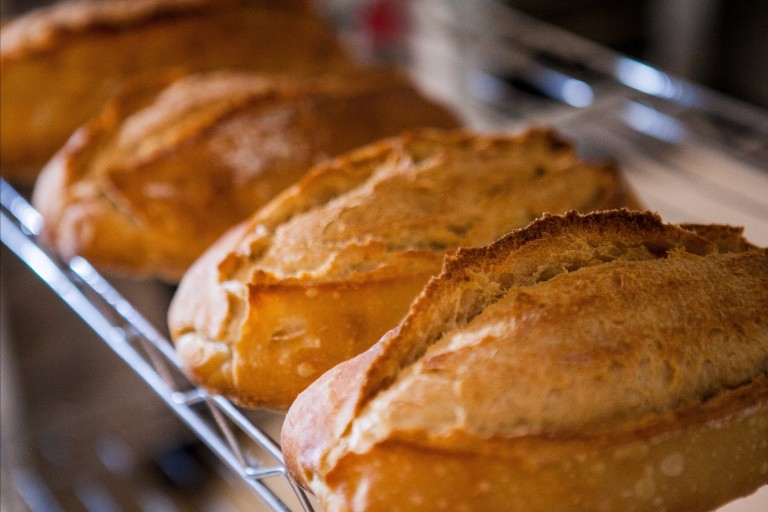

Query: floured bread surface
<box><xmin>282</xmin><ymin>210</ymin><xmax>768</xmax><ymax>512</ymax></box>
<box><xmin>32</xmin><ymin>70</ymin><xmax>459</xmax><ymax>281</ymax></box>
<box><xmin>0</xmin><ymin>0</ymin><xmax>352</xmax><ymax>182</ymax></box>
<box><xmin>168</xmin><ymin>128</ymin><xmax>640</xmax><ymax>410</ymax></box>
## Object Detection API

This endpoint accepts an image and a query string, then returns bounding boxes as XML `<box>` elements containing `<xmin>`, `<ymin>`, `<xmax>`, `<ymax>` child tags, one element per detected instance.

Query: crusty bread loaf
<box><xmin>168</xmin><ymin>128</ymin><xmax>640</xmax><ymax>410</ymax></box>
<box><xmin>31</xmin><ymin>70</ymin><xmax>459</xmax><ymax>282</ymax></box>
<box><xmin>281</xmin><ymin>209</ymin><xmax>768</xmax><ymax>512</ymax></box>
<box><xmin>0</xmin><ymin>0</ymin><xmax>355</xmax><ymax>183</ymax></box>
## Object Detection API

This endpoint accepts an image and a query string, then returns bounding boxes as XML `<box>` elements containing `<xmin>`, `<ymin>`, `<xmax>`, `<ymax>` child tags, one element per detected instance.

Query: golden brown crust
<box><xmin>0</xmin><ymin>0</ymin><xmax>350</xmax><ymax>181</ymax></box>
<box><xmin>168</xmin><ymin>128</ymin><xmax>640</xmax><ymax>410</ymax></box>
<box><xmin>32</xmin><ymin>70</ymin><xmax>460</xmax><ymax>281</ymax></box>
<box><xmin>281</xmin><ymin>210</ymin><xmax>768</xmax><ymax>512</ymax></box>
<box><xmin>1</xmin><ymin>1</ymin><xmax>233</xmax><ymax>60</ymax></box>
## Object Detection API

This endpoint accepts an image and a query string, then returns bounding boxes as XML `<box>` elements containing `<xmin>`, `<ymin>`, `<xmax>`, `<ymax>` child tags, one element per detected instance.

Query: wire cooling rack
<box><xmin>2</xmin><ymin>1</ymin><xmax>768</xmax><ymax>511</ymax></box>
<box><xmin>0</xmin><ymin>180</ymin><xmax>315</xmax><ymax>512</ymax></box>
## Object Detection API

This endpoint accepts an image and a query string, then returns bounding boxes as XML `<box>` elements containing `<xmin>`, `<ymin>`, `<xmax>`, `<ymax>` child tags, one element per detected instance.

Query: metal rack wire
<box><xmin>410</xmin><ymin>0</ymin><xmax>768</xmax><ymax>161</ymax></box>
<box><xmin>0</xmin><ymin>180</ymin><xmax>315</xmax><ymax>512</ymax></box>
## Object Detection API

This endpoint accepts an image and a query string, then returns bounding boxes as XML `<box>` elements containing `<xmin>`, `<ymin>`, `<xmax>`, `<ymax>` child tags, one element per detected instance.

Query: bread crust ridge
<box><xmin>282</xmin><ymin>210</ymin><xmax>768</xmax><ymax>512</ymax></box>
<box><xmin>169</xmin><ymin>129</ymin><xmax>641</xmax><ymax>409</ymax></box>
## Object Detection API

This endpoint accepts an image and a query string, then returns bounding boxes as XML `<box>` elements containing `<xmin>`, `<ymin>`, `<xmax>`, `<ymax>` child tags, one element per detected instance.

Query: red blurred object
<box><xmin>360</xmin><ymin>0</ymin><xmax>407</xmax><ymax>46</ymax></box>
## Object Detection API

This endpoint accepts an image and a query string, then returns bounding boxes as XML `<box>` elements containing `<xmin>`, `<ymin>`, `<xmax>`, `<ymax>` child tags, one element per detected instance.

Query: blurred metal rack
<box><xmin>406</xmin><ymin>0</ymin><xmax>768</xmax><ymax>246</ymax></box>
<box><xmin>2</xmin><ymin>1</ymin><xmax>768</xmax><ymax>511</ymax></box>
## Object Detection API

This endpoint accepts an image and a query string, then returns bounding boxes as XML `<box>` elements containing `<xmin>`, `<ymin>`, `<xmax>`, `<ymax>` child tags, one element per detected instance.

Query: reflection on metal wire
<box><xmin>621</xmin><ymin>101</ymin><xmax>686</xmax><ymax>143</ymax></box>
<box><xmin>614</xmin><ymin>58</ymin><xmax>686</xmax><ymax>102</ymax></box>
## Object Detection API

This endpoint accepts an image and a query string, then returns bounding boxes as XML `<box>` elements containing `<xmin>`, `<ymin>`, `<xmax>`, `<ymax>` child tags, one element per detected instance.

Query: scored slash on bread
<box><xmin>31</xmin><ymin>69</ymin><xmax>459</xmax><ymax>282</ymax></box>
<box><xmin>0</xmin><ymin>0</ymin><xmax>355</xmax><ymax>182</ymax></box>
<box><xmin>281</xmin><ymin>209</ymin><xmax>768</xmax><ymax>512</ymax></box>
<box><xmin>168</xmin><ymin>128</ymin><xmax>640</xmax><ymax>410</ymax></box>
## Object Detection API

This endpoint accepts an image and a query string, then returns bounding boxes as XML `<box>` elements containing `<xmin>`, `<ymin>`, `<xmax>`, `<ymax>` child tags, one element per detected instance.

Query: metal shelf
<box><xmin>0</xmin><ymin>180</ymin><xmax>315</xmax><ymax>512</ymax></box>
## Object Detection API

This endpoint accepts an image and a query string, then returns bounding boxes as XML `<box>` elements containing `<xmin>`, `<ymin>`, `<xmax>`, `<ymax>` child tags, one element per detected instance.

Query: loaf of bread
<box><xmin>168</xmin><ymin>128</ymin><xmax>640</xmax><ymax>410</ymax></box>
<box><xmin>281</xmin><ymin>210</ymin><xmax>768</xmax><ymax>512</ymax></box>
<box><xmin>0</xmin><ymin>0</ymin><xmax>355</xmax><ymax>183</ymax></box>
<box><xmin>31</xmin><ymin>70</ymin><xmax>459</xmax><ymax>282</ymax></box>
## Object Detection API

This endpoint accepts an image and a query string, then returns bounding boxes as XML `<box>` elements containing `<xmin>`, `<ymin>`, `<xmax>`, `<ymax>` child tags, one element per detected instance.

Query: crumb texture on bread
<box><xmin>169</xmin><ymin>128</ymin><xmax>639</xmax><ymax>410</ymax></box>
<box><xmin>282</xmin><ymin>210</ymin><xmax>768</xmax><ymax>512</ymax></box>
